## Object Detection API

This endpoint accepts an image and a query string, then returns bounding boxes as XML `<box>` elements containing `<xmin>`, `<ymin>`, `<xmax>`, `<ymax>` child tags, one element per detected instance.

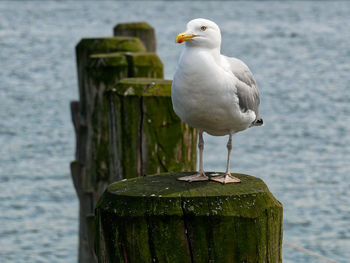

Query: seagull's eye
<box><xmin>200</xmin><ymin>26</ymin><xmax>207</xmax><ymax>31</ymax></box>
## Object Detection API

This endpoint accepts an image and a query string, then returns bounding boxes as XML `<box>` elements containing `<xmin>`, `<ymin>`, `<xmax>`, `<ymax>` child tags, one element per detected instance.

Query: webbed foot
<box><xmin>177</xmin><ymin>172</ymin><xmax>209</xmax><ymax>182</ymax></box>
<box><xmin>210</xmin><ymin>173</ymin><xmax>241</xmax><ymax>184</ymax></box>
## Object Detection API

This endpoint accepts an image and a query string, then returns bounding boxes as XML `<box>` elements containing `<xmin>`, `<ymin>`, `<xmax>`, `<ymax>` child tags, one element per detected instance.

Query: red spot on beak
<box><xmin>178</xmin><ymin>39</ymin><xmax>183</xmax><ymax>43</ymax></box>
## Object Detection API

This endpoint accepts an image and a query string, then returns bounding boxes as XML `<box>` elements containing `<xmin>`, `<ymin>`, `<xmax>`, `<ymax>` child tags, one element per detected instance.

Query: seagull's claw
<box><xmin>210</xmin><ymin>173</ymin><xmax>241</xmax><ymax>184</ymax></box>
<box><xmin>177</xmin><ymin>172</ymin><xmax>209</xmax><ymax>182</ymax></box>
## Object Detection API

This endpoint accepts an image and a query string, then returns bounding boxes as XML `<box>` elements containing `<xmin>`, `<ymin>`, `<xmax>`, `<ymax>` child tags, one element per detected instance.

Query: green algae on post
<box><xmin>114</xmin><ymin>22</ymin><xmax>156</xmax><ymax>52</ymax></box>
<box><xmin>73</xmin><ymin>37</ymin><xmax>148</xmax><ymax>262</ymax></box>
<box><xmin>73</xmin><ymin>32</ymin><xmax>197</xmax><ymax>262</ymax></box>
<box><xmin>96</xmin><ymin>172</ymin><xmax>283</xmax><ymax>263</ymax></box>
<box><xmin>107</xmin><ymin>78</ymin><xmax>197</xmax><ymax>179</ymax></box>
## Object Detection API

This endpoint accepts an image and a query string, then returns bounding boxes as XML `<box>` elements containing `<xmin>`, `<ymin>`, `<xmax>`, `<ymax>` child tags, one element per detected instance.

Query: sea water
<box><xmin>0</xmin><ymin>1</ymin><xmax>349</xmax><ymax>262</ymax></box>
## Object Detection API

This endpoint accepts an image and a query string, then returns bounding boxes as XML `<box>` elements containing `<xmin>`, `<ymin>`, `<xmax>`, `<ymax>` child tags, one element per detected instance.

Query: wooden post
<box><xmin>72</xmin><ymin>37</ymin><xmax>146</xmax><ymax>263</ymax></box>
<box><xmin>71</xmin><ymin>24</ymin><xmax>197</xmax><ymax>262</ymax></box>
<box><xmin>114</xmin><ymin>22</ymin><xmax>156</xmax><ymax>52</ymax></box>
<box><xmin>76</xmin><ymin>37</ymin><xmax>146</xmax><ymax>121</ymax></box>
<box><xmin>85</xmin><ymin>53</ymin><xmax>167</xmax><ymax>187</ymax></box>
<box><xmin>95</xmin><ymin>173</ymin><xmax>283</xmax><ymax>263</ymax></box>
<box><xmin>107</xmin><ymin>78</ymin><xmax>197</xmax><ymax>180</ymax></box>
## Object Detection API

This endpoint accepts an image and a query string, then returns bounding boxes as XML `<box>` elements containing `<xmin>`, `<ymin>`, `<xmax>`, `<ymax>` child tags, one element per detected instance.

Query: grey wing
<box><xmin>225</xmin><ymin>56</ymin><xmax>263</xmax><ymax>125</ymax></box>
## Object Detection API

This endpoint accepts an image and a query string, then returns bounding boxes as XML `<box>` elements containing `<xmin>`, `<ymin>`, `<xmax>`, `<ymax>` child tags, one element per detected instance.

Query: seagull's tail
<box><xmin>251</xmin><ymin>118</ymin><xmax>264</xmax><ymax>127</ymax></box>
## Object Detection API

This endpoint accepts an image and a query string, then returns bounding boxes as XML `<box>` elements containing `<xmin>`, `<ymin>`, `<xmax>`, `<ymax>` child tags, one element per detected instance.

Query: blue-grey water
<box><xmin>1</xmin><ymin>1</ymin><xmax>349</xmax><ymax>262</ymax></box>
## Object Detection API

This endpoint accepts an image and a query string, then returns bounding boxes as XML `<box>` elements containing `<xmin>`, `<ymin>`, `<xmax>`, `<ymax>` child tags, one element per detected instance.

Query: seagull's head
<box><xmin>176</xmin><ymin>18</ymin><xmax>221</xmax><ymax>49</ymax></box>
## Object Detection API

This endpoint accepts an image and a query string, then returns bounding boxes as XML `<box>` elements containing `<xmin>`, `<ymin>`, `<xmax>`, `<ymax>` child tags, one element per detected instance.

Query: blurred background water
<box><xmin>0</xmin><ymin>1</ymin><xmax>349</xmax><ymax>262</ymax></box>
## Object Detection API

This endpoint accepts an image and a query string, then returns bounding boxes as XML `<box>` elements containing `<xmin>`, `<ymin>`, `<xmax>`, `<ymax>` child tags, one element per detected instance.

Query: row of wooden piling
<box><xmin>70</xmin><ymin>22</ymin><xmax>197</xmax><ymax>262</ymax></box>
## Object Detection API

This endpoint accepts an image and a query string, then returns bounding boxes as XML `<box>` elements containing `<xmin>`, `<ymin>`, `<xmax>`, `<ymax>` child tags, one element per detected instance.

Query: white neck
<box><xmin>184</xmin><ymin>45</ymin><xmax>221</xmax><ymax>65</ymax></box>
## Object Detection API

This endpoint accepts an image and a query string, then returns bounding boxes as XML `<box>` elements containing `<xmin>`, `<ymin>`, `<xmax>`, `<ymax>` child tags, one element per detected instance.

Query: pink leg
<box><xmin>210</xmin><ymin>134</ymin><xmax>241</xmax><ymax>184</ymax></box>
<box><xmin>177</xmin><ymin>131</ymin><xmax>208</xmax><ymax>182</ymax></box>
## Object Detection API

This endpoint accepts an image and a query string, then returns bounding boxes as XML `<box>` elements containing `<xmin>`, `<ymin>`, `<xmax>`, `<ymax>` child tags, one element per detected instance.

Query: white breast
<box><xmin>171</xmin><ymin>48</ymin><xmax>255</xmax><ymax>136</ymax></box>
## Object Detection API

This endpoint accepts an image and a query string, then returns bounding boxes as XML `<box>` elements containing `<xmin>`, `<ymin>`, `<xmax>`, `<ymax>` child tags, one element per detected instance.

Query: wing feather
<box><xmin>224</xmin><ymin>56</ymin><xmax>262</xmax><ymax>125</ymax></box>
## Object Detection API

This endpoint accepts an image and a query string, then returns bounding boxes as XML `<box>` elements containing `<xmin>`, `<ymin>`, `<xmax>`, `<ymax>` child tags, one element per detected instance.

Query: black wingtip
<box><xmin>254</xmin><ymin>118</ymin><xmax>264</xmax><ymax>126</ymax></box>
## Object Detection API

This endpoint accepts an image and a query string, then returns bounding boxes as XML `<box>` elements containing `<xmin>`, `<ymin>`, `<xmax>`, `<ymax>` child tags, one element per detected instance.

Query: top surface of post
<box><xmin>98</xmin><ymin>172</ymin><xmax>281</xmax><ymax>218</ymax></box>
<box><xmin>108</xmin><ymin>78</ymin><xmax>171</xmax><ymax>97</ymax></box>
<box><xmin>114</xmin><ymin>22</ymin><xmax>156</xmax><ymax>52</ymax></box>
<box><xmin>76</xmin><ymin>37</ymin><xmax>146</xmax><ymax>55</ymax></box>
<box><xmin>114</xmin><ymin>22</ymin><xmax>154</xmax><ymax>31</ymax></box>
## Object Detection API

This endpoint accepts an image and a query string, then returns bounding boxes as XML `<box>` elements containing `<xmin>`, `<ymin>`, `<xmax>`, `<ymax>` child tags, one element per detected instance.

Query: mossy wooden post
<box><xmin>72</xmin><ymin>37</ymin><xmax>146</xmax><ymax>263</ymax></box>
<box><xmin>95</xmin><ymin>173</ymin><xmax>283</xmax><ymax>263</ymax></box>
<box><xmin>107</xmin><ymin>78</ymin><xmax>197</xmax><ymax>180</ymax></box>
<box><xmin>114</xmin><ymin>22</ymin><xmax>156</xmax><ymax>52</ymax></box>
<box><xmin>71</xmin><ymin>27</ymin><xmax>197</xmax><ymax>262</ymax></box>
<box><xmin>73</xmin><ymin>37</ymin><xmax>146</xmax><ymax>197</ymax></box>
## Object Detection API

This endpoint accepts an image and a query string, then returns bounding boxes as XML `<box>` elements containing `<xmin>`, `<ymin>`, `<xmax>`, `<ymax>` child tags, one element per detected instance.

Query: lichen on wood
<box><xmin>107</xmin><ymin>79</ymin><xmax>197</xmax><ymax>180</ymax></box>
<box><xmin>73</xmin><ymin>37</ymin><xmax>148</xmax><ymax>263</ymax></box>
<box><xmin>73</xmin><ymin>33</ymin><xmax>198</xmax><ymax>263</ymax></box>
<box><xmin>114</xmin><ymin>22</ymin><xmax>156</xmax><ymax>52</ymax></box>
<box><xmin>125</xmin><ymin>52</ymin><xmax>164</xmax><ymax>78</ymax></box>
<box><xmin>115</xmin><ymin>22</ymin><xmax>154</xmax><ymax>31</ymax></box>
<box><xmin>75</xmin><ymin>46</ymin><xmax>164</xmax><ymax>194</ymax></box>
<box><xmin>77</xmin><ymin>37</ymin><xmax>146</xmax><ymax>56</ymax></box>
<box><xmin>76</xmin><ymin>37</ymin><xmax>146</xmax><ymax>119</ymax></box>
<box><xmin>96</xmin><ymin>173</ymin><xmax>283</xmax><ymax>263</ymax></box>
<box><xmin>84</xmin><ymin>52</ymin><xmax>166</xmax><ymax>190</ymax></box>
<box><xmin>110</xmin><ymin>78</ymin><xmax>171</xmax><ymax>97</ymax></box>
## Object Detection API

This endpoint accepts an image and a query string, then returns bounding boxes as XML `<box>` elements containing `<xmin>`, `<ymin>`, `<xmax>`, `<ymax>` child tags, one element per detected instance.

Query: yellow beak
<box><xmin>176</xmin><ymin>32</ymin><xmax>196</xmax><ymax>43</ymax></box>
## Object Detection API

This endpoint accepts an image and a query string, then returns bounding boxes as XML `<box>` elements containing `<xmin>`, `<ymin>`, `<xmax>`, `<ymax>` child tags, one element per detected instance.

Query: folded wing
<box><xmin>224</xmin><ymin>56</ymin><xmax>263</xmax><ymax>126</ymax></box>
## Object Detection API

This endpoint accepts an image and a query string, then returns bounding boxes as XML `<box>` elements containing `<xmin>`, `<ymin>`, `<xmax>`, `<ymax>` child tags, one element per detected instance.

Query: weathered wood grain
<box><xmin>107</xmin><ymin>78</ymin><xmax>197</xmax><ymax>180</ymax></box>
<box><xmin>114</xmin><ymin>22</ymin><xmax>156</xmax><ymax>52</ymax></box>
<box><xmin>72</xmin><ymin>24</ymin><xmax>198</xmax><ymax>262</ymax></box>
<box><xmin>96</xmin><ymin>173</ymin><xmax>283</xmax><ymax>263</ymax></box>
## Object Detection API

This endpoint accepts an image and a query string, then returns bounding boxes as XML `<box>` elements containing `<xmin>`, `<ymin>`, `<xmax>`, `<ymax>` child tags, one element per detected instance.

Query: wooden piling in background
<box><xmin>107</xmin><ymin>78</ymin><xmax>197</xmax><ymax>180</ymax></box>
<box><xmin>114</xmin><ymin>22</ymin><xmax>156</xmax><ymax>52</ymax></box>
<box><xmin>72</xmin><ymin>37</ymin><xmax>146</xmax><ymax>263</ymax></box>
<box><xmin>71</xmin><ymin>22</ymin><xmax>197</xmax><ymax>262</ymax></box>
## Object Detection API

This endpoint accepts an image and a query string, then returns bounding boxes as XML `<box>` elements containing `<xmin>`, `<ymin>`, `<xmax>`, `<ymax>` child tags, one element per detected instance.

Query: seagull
<box><xmin>171</xmin><ymin>18</ymin><xmax>263</xmax><ymax>184</ymax></box>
